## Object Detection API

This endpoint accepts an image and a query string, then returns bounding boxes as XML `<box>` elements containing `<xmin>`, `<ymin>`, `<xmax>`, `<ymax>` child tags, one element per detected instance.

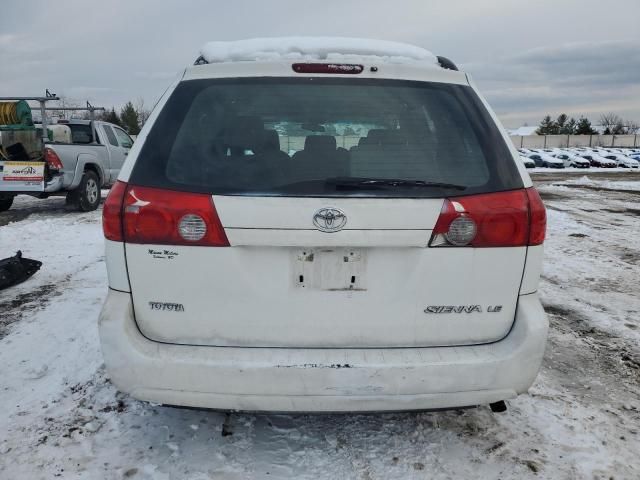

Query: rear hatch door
<box><xmin>123</xmin><ymin>73</ymin><xmax>527</xmax><ymax>348</ymax></box>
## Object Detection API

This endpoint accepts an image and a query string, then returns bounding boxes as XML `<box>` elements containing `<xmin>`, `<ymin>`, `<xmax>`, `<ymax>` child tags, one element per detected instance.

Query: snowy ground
<box><xmin>1</xmin><ymin>174</ymin><xmax>639</xmax><ymax>479</ymax></box>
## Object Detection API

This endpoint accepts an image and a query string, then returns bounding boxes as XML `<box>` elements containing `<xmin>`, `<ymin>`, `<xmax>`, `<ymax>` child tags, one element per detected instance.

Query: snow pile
<box><xmin>561</xmin><ymin>175</ymin><xmax>597</xmax><ymax>185</ymax></box>
<box><xmin>199</xmin><ymin>37</ymin><xmax>439</xmax><ymax>66</ymax></box>
<box><xmin>553</xmin><ymin>176</ymin><xmax>640</xmax><ymax>191</ymax></box>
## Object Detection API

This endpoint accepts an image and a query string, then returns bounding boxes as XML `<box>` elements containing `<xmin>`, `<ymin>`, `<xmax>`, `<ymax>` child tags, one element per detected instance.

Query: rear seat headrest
<box><xmin>365</xmin><ymin>129</ymin><xmax>404</xmax><ymax>145</ymax></box>
<box><xmin>366</xmin><ymin>129</ymin><xmax>386</xmax><ymax>142</ymax></box>
<box><xmin>304</xmin><ymin>135</ymin><xmax>336</xmax><ymax>151</ymax></box>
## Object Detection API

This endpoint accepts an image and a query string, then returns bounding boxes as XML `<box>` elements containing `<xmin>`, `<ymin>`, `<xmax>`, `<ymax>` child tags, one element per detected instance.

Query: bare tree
<box><xmin>599</xmin><ymin>113</ymin><xmax>623</xmax><ymax>133</ymax></box>
<box><xmin>48</xmin><ymin>95</ymin><xmax>82</xmax><ymax>120</ymax></box>
<box><xmin>624</xmin><ymin>121</ymin><xmax>639</xmax><ymax>134</ymax></box>
<box><xmin>135</xmin><ymin>97</ymin><xmax>151</xmax><ymax>127</ymax></box>
<box><xmin>612</xmin><ymin>121</ymin><xmax>626</xmax><ymax>135</ymax></box>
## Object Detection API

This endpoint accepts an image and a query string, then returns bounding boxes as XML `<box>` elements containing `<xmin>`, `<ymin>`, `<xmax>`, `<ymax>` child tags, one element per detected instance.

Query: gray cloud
<box><xmin>463</xmin><ymin>40</ymin><xmax>640</xmax><ymax>126</ymax></box>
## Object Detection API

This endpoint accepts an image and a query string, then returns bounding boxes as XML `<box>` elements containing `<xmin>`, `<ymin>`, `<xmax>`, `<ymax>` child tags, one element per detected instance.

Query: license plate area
<box><xmin>293</xmin><ymin>248</ymin><xmax>367</xmax><ymax>291</ymax></box>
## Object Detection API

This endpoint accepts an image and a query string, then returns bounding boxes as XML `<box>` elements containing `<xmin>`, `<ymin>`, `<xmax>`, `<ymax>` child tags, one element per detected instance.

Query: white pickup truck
<box><xmin>0</xmin><ymin>119</ymin><xmax>132</xmax><ymax>212</ymax></box>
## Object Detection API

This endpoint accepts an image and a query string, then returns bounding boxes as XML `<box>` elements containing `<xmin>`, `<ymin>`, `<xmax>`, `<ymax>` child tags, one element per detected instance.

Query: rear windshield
<box><xmin>130</xmin><ymin>77</ymin><xmax>522</xmax><ymax>197</ymax></box>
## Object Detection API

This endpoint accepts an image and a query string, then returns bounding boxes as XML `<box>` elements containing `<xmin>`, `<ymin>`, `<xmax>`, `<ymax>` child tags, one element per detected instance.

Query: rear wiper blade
<box><xmin>326</xmin><ymin>177</ymin><xmax>467</xmax><ymax>190</ymax></box>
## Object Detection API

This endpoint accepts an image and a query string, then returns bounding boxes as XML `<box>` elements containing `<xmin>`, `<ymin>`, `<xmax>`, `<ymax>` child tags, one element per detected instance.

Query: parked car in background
<box><xmin>519</xmin><ymin>155</ymin><xmax>535</xmax><ymax>168</ymax></box>
<box><xmin>527</xmin><ymin>152</ymin><xmax>564</xmax><ymax>168</ymax></box>
<box><xmin>592</xmin><ymin>148</ymin><xmax>615</xmax><ymax>157</ymax></box>
<box><xmin>603</xmin><ymin>153</ymin><xmax>639</xmax><ymax>168</ymax></box>
<box><xmin>99</xmin><ymin>37</ymin><xmax>548</xmax><ymax>414</ymax></box>
<box><xmin>579</xmin><ymin>153</ymin><xmax>616</xmax><ymax>168</ymax></box>
<box><xmin>552</xmin><ymin>152</ymin><xmax>590</xmax><ymax>168</ymax></box>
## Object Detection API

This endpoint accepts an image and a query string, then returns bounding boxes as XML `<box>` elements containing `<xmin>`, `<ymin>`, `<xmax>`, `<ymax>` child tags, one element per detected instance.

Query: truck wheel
<box><xmin>73</xmin><ymin>170</ymin><xmax>101</xmax><ymax>212</ymax></box>
<box><xmin>0</xmin><ymin>195</ymin><xmax>14</xmax><ymax>212</ymax></box>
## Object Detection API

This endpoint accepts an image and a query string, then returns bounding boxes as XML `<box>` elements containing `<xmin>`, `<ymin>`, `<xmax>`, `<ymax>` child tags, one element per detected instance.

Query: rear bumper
<box><xmin>44</xmin><ymin>173</ymin><xmax>65</xmax><ymax>192</ymax></box>
<box><xmin>98</xmin><ymin>290</ymin><xmax>548</xmax><ymax>412</ymax></box>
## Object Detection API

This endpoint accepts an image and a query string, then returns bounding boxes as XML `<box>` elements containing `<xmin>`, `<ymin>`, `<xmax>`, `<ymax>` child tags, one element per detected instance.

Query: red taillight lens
<box><xmin>526</xmin><ymin>187</ymin><xmax>546</xmax><ymax>246</ymax></box>
<box><xmin>101</xmin><ymin>183</ymin><xmax>229</xmax><ymax>247</ymax></box>
<box><xmin>121</xmin><ymin>185</ymin><xmax>229</xmax><ymax>246</ymax></box>
<box><xmin>102</xmin><ymin>181</ymin><xmax>127</xmax><ymax>241</ymax></box>
<box><xmin>429</xmin><ymin>188</ymin><xmax>546</xmax><ymax>248</ymax></box>
<box><xmin>292</xmin><ymin>63</ymin><xmax>364</xmax><ymax>74</ymax></box>
<box><xmin>44</xmin><ymin>147</ymin><xmax>63</xmax><ymax>170</ymax></box>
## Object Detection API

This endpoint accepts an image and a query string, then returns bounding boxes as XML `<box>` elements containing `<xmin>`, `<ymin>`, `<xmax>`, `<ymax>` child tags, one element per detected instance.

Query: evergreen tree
<box><xmin>560</xmin><ymin>117</ymin><xmax>577</xmax><ymax>135</ymax></box>
<box><xmin>575</xmin><ymin>117</ymin><xmax>598</xmax><ymax>135</ymax></box>
<box><xmin>102</xmin><ymin>108</ymin><xmax>122</xmax><ymax>127</ymax></box>
<box><xmin>536</xmin><ymin>115</ymin><xmax>557</xmax><ymax>135</ymax></box>
<box><xmin>120</xmin><ymin>102</ymin><xmax>140</xmax><ymax>135</ymax></box>
<box><xmin>554</xmin><ymin>114</ymin><xmax>568</xmax><ymax>134</ymax></box>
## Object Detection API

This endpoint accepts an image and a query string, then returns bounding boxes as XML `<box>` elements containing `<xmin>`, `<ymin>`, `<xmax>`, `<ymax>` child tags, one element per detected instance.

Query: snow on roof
<box><xmin>199</xmin><ymin>37</ymin><xmax>439</xmax><ymax>66</ymax></box>
<box><xmin>508</xmin><ymin>126</ymin><xmax>539</xmax><ymax>136</ymax></box>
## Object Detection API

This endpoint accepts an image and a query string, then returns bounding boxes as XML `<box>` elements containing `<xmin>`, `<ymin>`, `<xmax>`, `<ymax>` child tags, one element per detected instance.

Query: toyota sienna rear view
<box><xmin>99</xmin><ymin>37</ymin><xmax>548</xmax><ymax>413</ymax></box>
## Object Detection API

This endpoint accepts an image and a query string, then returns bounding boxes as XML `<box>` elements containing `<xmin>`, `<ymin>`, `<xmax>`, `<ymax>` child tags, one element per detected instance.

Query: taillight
<box><xmin>102</xmin><ymin>181</ymin><xmax>128</xmax><ymax>241</ymax></box>
<box><xmin>429</xmin><ymin>188</ymin><xmax>546</xmax><ymax>248</ymax></box>
<box><xmin>124</xmin><ymin>185</ymin><xmax>228</xmax><ymax>246</ymax></box>
<box><xmin>101</xmin><ymin>183</ymin><xmax>229</xmax><ymax>247</ymax></box>
<box><xmin>526</xmin><ymin>188</ymin><xmax>546</xmax><ymax>245</ymax></box>
<box><xmin>44</xmin><ymin>147</ymin><xmax>63</xmax><ymax>170</ymax></box>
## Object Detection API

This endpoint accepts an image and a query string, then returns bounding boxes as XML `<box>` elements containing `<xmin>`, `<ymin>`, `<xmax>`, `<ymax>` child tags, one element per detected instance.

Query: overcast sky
<box><xmin>1</xmin><ymin>0</ymin><xmax>638</xmax><ymax>128</ymax></box>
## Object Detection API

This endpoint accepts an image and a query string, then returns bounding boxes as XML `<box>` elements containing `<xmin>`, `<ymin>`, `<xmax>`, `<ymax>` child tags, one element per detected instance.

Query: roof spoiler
<box><xmin>436</xmin><ymin>56</ymin><xmax>458</xmax><ymax>71</ymax></box>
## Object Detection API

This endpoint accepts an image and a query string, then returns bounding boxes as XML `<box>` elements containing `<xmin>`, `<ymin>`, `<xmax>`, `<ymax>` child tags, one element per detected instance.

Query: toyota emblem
<box><xmin>313</xmin><ymin>207</ymin><xmax>347</xmax><ymax>232</ymax></box>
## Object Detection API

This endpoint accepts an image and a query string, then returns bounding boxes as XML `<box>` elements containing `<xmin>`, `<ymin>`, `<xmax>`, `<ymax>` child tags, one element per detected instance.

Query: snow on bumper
<box><xmin>98</xmin><ymin>290</ymin><xmax>548</xmax><ymax>412</ymax></box>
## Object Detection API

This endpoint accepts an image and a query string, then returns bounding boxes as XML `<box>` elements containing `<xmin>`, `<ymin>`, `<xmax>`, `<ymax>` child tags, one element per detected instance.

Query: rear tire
<box><xmin>68</xmin><ymin>170</ymin><xmax>101</xmax><ymax>212</ymax></box>
<box><xmin>0</xmin><ymin>195</ymin><xmax>14</xmax><ymax>212</ymax></box>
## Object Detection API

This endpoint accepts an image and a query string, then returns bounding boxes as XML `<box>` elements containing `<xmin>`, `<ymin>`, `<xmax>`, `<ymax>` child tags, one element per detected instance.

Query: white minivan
<box><xmin>99</xmin><ymin>38</ymin><xmax>548</xmax><ymax>413</ymax></box>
